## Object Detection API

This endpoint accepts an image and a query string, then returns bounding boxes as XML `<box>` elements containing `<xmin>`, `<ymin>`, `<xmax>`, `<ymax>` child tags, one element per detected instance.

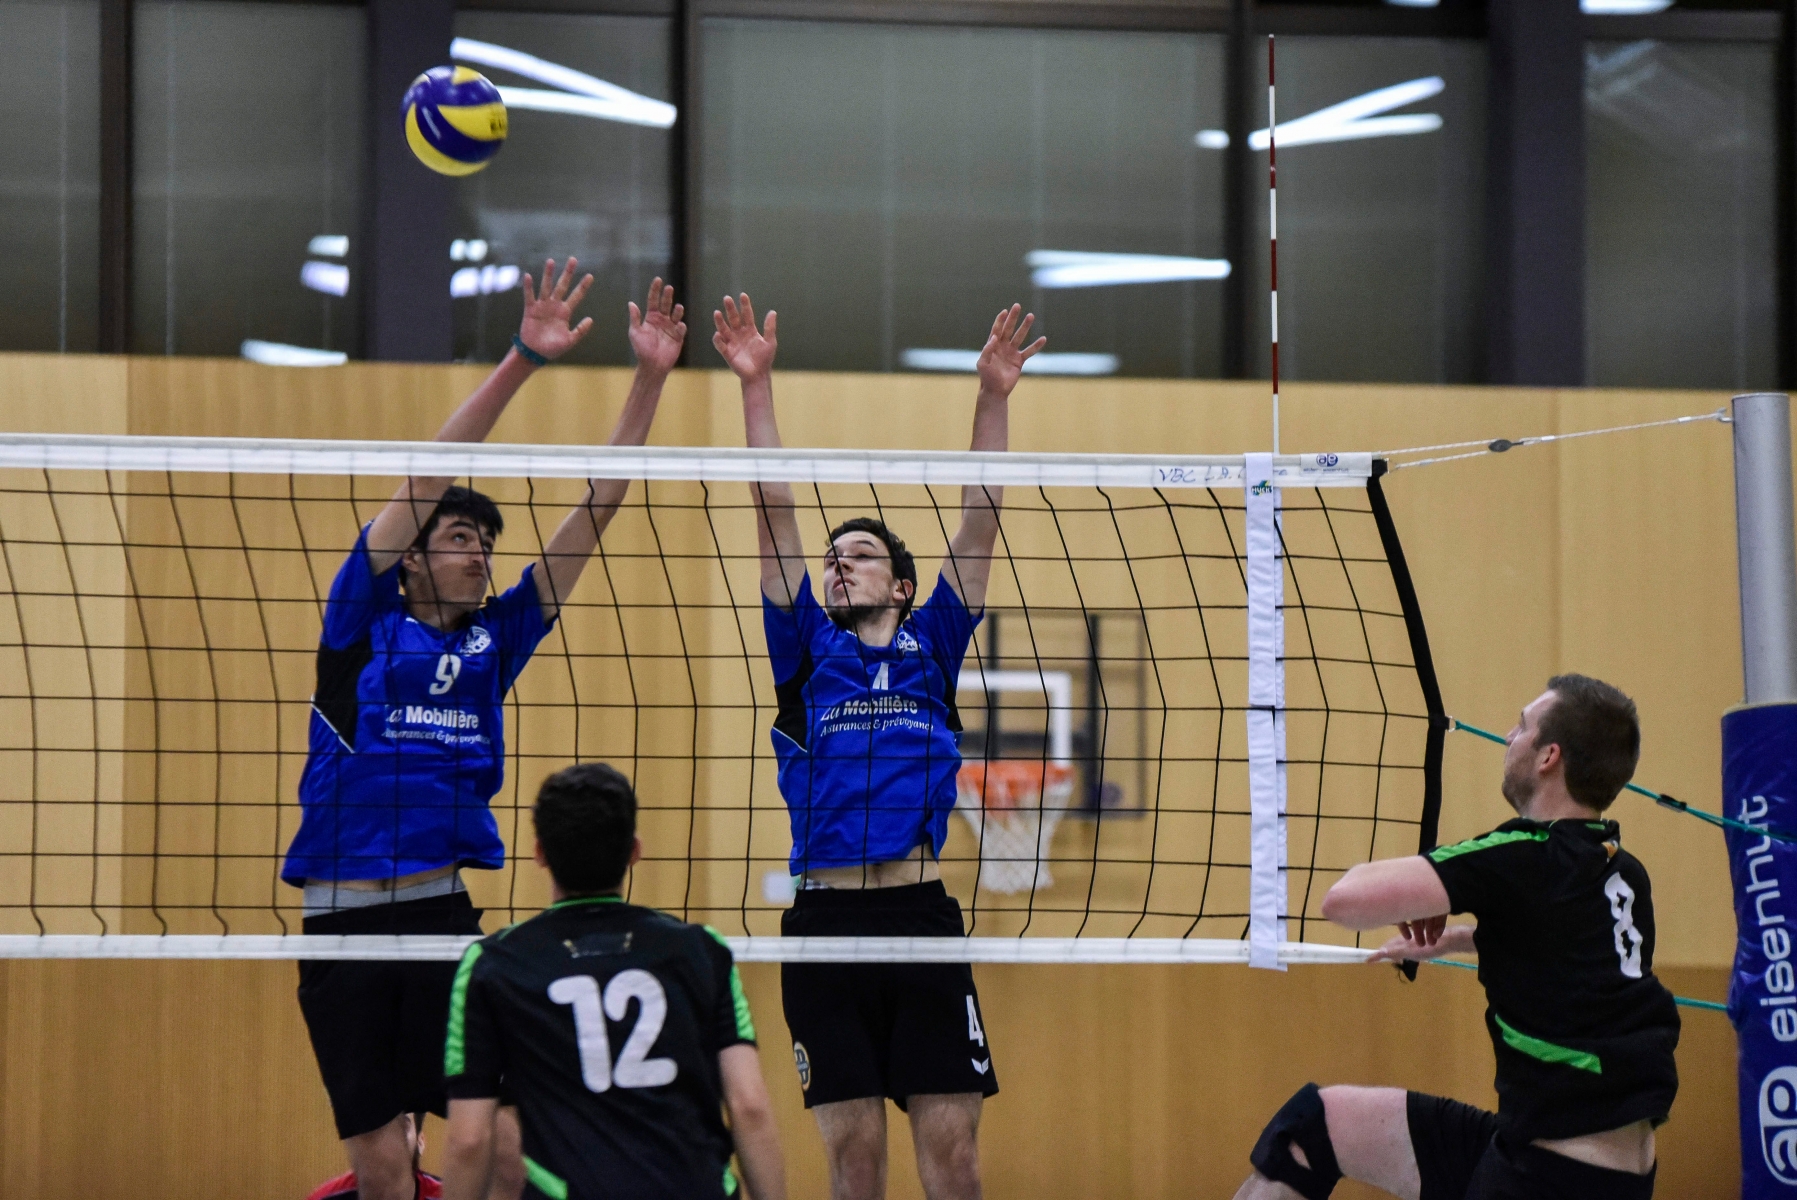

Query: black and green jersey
<box><xmin>1426</xmin><ymin>817</ymin><xmax>1680</xmax><ymax>1140</ymax></box>
<box><xmin>444</xmin><ymin>897</ymin><xmax>757</xmax><ymax>1200</ymax></box>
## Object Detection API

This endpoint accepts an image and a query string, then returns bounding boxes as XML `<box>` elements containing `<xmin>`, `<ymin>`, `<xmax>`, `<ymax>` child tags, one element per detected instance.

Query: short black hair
<box><xmin>401</xmin><ymin>485</ymin><xmax>504</xmax><ymax>592</ymax></box>
<box><xmin>533</xmin><ymin>763</ymin><xmax>638</xmax><ymax>894</ymax></box>
<box><xmin>1538</xmin><ymin>674</ymin><xmax>1641</xmax><ymax>811</ymax></box>
<box><xmin>827</xmin><ymin>517</ymin><xmax>917</xmax><ymax>616</ymax></box>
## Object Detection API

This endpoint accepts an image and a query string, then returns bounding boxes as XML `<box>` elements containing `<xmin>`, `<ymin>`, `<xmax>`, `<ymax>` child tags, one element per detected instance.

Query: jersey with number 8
<box><xmin>446</xmin><ymin>896</ymin><xmax>758</xmax><ymax>1200</ymax></box>
<box><xmin>1425</xmin><ymin>816</ymin><xmax>1680</xmax><ymax>1141</ymax></box>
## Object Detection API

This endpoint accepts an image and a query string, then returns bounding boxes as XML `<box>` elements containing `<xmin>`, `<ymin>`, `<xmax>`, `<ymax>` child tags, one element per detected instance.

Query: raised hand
<box><xmin>628</xmin><ymin>277</ymin><xmax>686</xmax><ymax>376</ymax></box>
<box><xmin>712</xmin><ymin>294</ymin><xmax>778</xmax><ymax>381</ymax></box>
<box><xmin>975</xmin><ymin>304</ymin><xmax>1047</xmax><ymax>397</ymax></box>
<box><xmin>518</xmin><ymin>257</ymin><xmax>596</xmax><ymax>361</ymax></box>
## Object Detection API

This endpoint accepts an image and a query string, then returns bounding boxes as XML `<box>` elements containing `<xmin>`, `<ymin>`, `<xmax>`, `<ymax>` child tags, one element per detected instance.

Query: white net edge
<box><xmin>0</xmin><ymin>433</ymin><xmax>1374</xmax><ymax>489</ymax></box>
<box><xmin>0</xmin><ymin>935</ymin><xmax>1375</xmax><ymax>965</ymax></box>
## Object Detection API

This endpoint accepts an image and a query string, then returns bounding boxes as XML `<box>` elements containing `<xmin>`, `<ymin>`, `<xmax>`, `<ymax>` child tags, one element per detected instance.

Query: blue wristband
<box><xmin>512</xmin><ymin>334</ymin><xmax>550</xmax><ymax>367</ymax></box>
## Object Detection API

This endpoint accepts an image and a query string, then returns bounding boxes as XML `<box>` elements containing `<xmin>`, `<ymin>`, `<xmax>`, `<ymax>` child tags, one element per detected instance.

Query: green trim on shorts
<box><xmin>1427</xmin><ymin>828</ymin><xmax>1550</xmax><ymax>863</ymax></box>
<box><xmin>523</xmin><ymin>1155</ymin><xmax>569</xmax><ymax>1200</ymax></box>
<box><xmin>1494</xmin><ymin>1012</ymin><xmax>1602</xmax><ymax>1074</ymax></box>
<box><xmin>444</xmin><ymin>942</ymin><xmax>484</xmax><ymax>1076</ymax></box>
<box><xmin>705</xmin><ymin>925</ymin><xmax>757</xmax><ymax>1042</ymax></box>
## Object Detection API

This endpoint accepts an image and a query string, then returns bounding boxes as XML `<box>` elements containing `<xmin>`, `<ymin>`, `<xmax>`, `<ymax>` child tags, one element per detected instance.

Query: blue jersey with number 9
<box><xmin>282</xmin><ymin>526</ymin><xmax>556</xmax><ymax>885</ymax></box>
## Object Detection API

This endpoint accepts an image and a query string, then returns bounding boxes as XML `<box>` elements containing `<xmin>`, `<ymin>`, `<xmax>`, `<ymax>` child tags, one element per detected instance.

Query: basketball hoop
<box><xmin>954</xmin><ymin>761</ymin><xmax>1075</xmax><ymax>895</ymax></box>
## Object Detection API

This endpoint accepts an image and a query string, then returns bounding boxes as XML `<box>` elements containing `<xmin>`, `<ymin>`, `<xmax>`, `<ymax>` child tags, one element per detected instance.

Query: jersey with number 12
<box><xmin>281</xmin><ymin>525</ymin><xmax>555</xmax><ymax>884</ymax></box>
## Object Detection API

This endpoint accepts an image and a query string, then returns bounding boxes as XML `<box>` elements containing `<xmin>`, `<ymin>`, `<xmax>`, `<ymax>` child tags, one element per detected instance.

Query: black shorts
<box><xmin>1407</xmin><ymin>1092</ymin><xmax>1656</xmax><ymax>1200</ymax></box>
<box><xmin>297</xmin><ymin>891</ymin><xmax>484</xmax><ymax>1140</ymax></box>
<box><xmin>780</xmin><ymin>880</ymin><xmax>998</xmax><ymax>1111</ymax></box>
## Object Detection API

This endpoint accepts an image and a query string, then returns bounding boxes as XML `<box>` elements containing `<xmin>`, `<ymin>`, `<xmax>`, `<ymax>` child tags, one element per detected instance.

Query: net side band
<box><xmin>0</xmin><ymin>935</ymin><xmax>1374</xmax><ymax>965</ymax></box>
<box><xmin>0</xmin><ymin>434</ymin><xmax>1373</xmax><ymax>489</ymax></box>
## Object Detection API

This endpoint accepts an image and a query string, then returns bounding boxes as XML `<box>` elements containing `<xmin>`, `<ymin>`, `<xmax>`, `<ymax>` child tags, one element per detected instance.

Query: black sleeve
<box><xmin>445</xmin><ymin>943</ymin><xmax>505</xmax><ymax>1099</ymax></box>
<box><xmin>1424</xmin><ymin>827</ymin><xmax>1546</xmax><ymax>917</ymax></box>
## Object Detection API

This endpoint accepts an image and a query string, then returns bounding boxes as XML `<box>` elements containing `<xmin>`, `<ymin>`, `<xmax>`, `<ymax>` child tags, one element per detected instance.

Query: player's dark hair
<box><xmin>827</xmin><ymin>517</ymin><xmax>917</xmax><ymax>618</ymax></box>
<box><xmin>533</xmin><ymin>762</ymin><xmax>638</xmax><ymax>893</ymax></box>
<box><xmin>1538</xmin><ymin>674</ymin><xmax>1640</xmax><ymax>811</ymax></box>
<box><xmin>400</xmin><ymin>485</ymin><xmax>504</xmax><ymax>593</ymax></box>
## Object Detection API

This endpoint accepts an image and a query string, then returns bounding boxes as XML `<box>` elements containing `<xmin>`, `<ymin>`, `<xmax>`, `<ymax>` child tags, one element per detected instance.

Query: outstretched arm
<box><xmin>720</xmin><ymin>1044</ymin><xmax>787</xmax><ymax>1200</ymax></box>
<box><xmin>940</xmin><ymin>305</ymin><xmax>1045</xmax><ymax>612</ymax></box>
<box><xmin>714</xmin><ymin>294</ymin><xmax>805</xmax><ymax>608</ymax></box>
<box><xmin>365</xmin><ymin>258</ymin><xmax>595</xmax><ymax>574</ymax></box>
<box><xmin>1320</xmin><ymin>856</ymin><xmax>1451</xmax><ymax>931</ymax></box>
<box><xmin>533</xmin><ymin>278</ymin><xmax>687</xmax><ymax>621</ymax></box>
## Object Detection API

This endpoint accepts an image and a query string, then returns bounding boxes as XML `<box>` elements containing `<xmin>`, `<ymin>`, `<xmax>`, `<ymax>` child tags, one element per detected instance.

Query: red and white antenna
<box><xmin>1268</xmin><ymin>34</ymin><xmax>1280</xmax><ymax>455</ymax></box>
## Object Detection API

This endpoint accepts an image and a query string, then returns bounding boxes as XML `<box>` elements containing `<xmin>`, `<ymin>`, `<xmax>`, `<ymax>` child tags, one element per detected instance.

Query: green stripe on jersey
<box><xmin>724</xmin><ymin>1166</ymin><xmax>739</xmax><ymax>1196</ymax></box>
<box><xmin>444</xmin><ymin>942</ymin><xmax>484</xmax><ymax>1076</ymax></box>
<box><xmin>523</xmin><ymin>1155</ymin><xmax>569</xmax><ymax>1200</ymax></box>
<box><xmin>1427</xmin><ymin>828</ymin><xmax>1549</xmax><ymax>863</ymax></box>
<box><xmin>1494</xmin><ymin>1012</ymin><xmax>1602</xmax><ymax>1074</ymax></box>
<box><xmin>706</xmin><ymin>926</ymin><xmax>757</xmax><ymax>1041</ymax></box>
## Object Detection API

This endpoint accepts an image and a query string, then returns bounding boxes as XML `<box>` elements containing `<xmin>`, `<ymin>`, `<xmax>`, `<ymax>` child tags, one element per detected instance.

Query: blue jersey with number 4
<box><xmin>763</xmin><ymin>573</ymin><xmax>980</xmax><ymax>872</ymax></box>
<box><xmin>281</xmin><ymin>526</ymin><xmax>555</xmax><ymax>885</ymax></box>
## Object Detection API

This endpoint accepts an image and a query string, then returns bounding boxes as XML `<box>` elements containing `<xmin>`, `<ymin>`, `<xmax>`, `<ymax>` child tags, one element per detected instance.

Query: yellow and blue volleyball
<box><xmin>403</xmin><ymin>66</ymin><xmax>507</xmax><ymax>176</ymax></box>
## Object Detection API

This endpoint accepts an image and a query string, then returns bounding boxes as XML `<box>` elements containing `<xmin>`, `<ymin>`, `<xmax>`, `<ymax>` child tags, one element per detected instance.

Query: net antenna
<box><xmin>1268</xmin><ymin>33</ymin><xmax>1281</xmax><ymax>457</ymax></box>
<box><xmin>0</xmin><ymin>434</ymin><xmax>1440</xmax><ymax>965</ymax></box>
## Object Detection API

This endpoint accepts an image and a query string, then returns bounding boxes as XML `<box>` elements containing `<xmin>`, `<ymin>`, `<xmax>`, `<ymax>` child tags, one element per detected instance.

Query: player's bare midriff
<box><xmin>801</xmin><ymin>845</ymin><xmax>942</xmax><ymax>889</ymax></box>
<box><xmin>305</xmin><ymin>864</ymin><xmax>459</xmax><ymax>892</ymax></box>
<box><xmin>1533</xmin><ymin>1118</ymin><xmax>1655</xmax><ymax>1175</ymax></box>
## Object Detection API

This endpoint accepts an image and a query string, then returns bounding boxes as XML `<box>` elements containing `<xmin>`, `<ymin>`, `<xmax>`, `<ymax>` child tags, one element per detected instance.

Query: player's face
<box><xmin>1500</xmin><ymin>690</ymin><xmax>1557</xmax><ymax>811</ymax></box>
<box><xmin>822</xmin><ymin>532</ymin><xmax>909</xmax><ymax>616</ymax></box>
<box><xmin>417</xmin><ymin>516</ymin><xmax>495</xmax><ymax>608</ymax></box>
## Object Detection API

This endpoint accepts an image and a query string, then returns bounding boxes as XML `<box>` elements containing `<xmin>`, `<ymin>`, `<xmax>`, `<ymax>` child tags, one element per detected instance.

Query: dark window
<box><xmin>699</xmin><ymin>20</ymin><xmax>1228</xmax><ymax>379</ymax></box>
<box><xmin>0</xmin><ymin>0</ymin><xmax>100</xmax><ymax>353</ymax></box>
<box><xmin>1585</xmin><ymin>39</ymin><xmax>1777</xmax><ymax>391</ymax></box>
<box><xmin>1245</xmin><ymin>36</ymin><xmax>1488</xmax><ymax>385</ymax></box>
<box><xmin>133</xmin><ymin>1</ymin><xmax>363</xmax><ymax>359</ymax></box>
<box><xmin>448</xmin><ymin>11</ymin><xmax>675</xmax><ymax>366</ymax></box>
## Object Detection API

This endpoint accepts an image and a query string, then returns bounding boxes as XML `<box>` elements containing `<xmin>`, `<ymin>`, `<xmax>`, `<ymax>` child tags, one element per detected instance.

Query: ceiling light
<box><xmin>1385</xmin><ymin>0</ymin><xmax>1440</xmax><ymax>6</ymax></box>
<box><xmin>300</xmin><ymin>261</ymin><xmax>349</xmax><ymax>297</ymax></box>
<box><xmin>1027</xmin><ymin>251</ymin><xmax>1231</xmax><ymax>288</ymax></box>
<box><xmin>1582</xmin><ymin>0</ymin><xmax>1673</xmax><ymax>11</ymax></box>
<box><xmin>452</xmin><ymin>264</ymin><xmax>521</xmax><ymax>298</ymax></box>
<box><xmin>242</xmin><ymin>340</ymin><xmax>347</xmax><ymax>367</ymax></box>
<box><xmin>451</xmin><ymin>38</ymin><xmax>677</xmax><ymax>128</ymax></box>
<box><xmin>307</xmin><ymin>235</ymin><xmax>348</xmax><ymax>257</ymax></box>
<box><xmin>900</xmin><ymin>349</ymin><xmax>1120</xmax><ymax>376</ymax></box>
<box><xmin>1195</xmin><ymin>76</ymin><xmax>1445</xmax><ymax>151</ymax></box>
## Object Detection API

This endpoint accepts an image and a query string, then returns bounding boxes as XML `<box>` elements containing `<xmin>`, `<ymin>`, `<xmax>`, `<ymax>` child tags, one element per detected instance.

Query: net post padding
<box><xmin>954</xmin><ymin>762</ymin><xmax>1075</xmax><ymax>895</ymax></box>
<box><xmin>0</xmin><ymin>934</ymin><xmax>1376</xmax><ymax>965</ymax></box>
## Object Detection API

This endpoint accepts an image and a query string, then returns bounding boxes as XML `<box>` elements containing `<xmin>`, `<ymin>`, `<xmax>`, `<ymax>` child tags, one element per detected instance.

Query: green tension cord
<box><xmin>1420</xmin><ymin>957</ymin><xmax>1726</xmax><ymax>1013</ymax></box>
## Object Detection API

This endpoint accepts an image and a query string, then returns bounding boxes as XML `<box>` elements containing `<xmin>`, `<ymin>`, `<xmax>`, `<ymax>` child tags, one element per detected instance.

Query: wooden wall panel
<box><xmin>0</xmin><ymin>354</ymin><xmax>1764</xmax><ymax>1194</ymax></box>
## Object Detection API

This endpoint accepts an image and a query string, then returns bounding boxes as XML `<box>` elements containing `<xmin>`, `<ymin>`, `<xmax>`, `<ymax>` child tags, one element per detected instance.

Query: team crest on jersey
<box><xmin>793</xmin><ymin>1041</ymin><xmax>812</xmax><ymax>1091</ymax></box>
<box><xmin>895</xmin><ymin>630</ymin><xmax>919</xmax><ymax>652</ymax></box>
<box><xmin>460</xmin><ymin>626</ymin><xmax>492</xmax><ymax>656</ymax></box>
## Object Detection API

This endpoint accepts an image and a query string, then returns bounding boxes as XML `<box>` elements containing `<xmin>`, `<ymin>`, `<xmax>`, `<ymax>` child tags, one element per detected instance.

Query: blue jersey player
<box><xmin>285</xmin><ymin>264</ymin><xmax>688</xmax><ymax>1200</ymax></box>
<box><xmin>713</xmin><ymin>296</ymin><xmax>1044</xmax><ymax>1200</ymax></box>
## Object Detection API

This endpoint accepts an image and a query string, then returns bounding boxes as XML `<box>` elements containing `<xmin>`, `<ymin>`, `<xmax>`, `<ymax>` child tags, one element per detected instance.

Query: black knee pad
<box><xmin>1249</xmin><ymin>1083</ymin><xmax>1343</xmax><ymax>1200</ymax></box>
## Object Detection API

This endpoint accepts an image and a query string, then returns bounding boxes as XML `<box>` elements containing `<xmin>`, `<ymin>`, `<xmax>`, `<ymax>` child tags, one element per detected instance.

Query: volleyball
<box><xmin>402</xmin><ymin>66</ymin><xmax>507</xmax><ymax>176</ymax></box>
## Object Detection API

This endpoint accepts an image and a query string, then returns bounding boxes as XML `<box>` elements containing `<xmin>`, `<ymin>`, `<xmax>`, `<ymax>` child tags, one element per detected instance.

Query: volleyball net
<box><xmin>0</xmin><ymin>435</ymin><xmax>1441</xmax><ymax>963</ymax></box>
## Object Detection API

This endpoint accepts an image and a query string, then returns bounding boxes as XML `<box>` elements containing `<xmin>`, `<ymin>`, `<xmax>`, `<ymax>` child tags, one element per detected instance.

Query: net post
<box><xmin>1733</xmin><ymin>393</ymin><xmax>1797</xmax><ymax>704</ymax></box>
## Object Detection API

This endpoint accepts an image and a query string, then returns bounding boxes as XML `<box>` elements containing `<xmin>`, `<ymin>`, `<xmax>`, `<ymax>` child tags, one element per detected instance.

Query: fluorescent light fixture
<box><xmin>452</xmin><ymin>264</ymin><xmax>522</xmax><ymax>298</ymax></box>
<box><xmin>307</xmin><ymin>234</ymin><xmax>349</xmax><ymax>257</ymax></box>
<box><xmin>1385</xmin><ymin>0</ymin><xmax>1439</xmax><ymax>6</ymax></box>
<box><xmin>450</xmin><ymin>239</ymin><xmax>489</xmax><ymax>262</ymax></box>
<box><xmin>900</xmin><ymin>349</ymin><xmax>1120</xmax><ymax>376</ymax></box>
<box><xmin>451</xmin><ymin>38</ymin><xmax>677</xmax><ymax>128</ymax></box>
<box><xmin>1195</xmin><ymin>76</ymin><xmax>1445</xmax><ymax>151</ymax></box>
<box><xmin>242</xmin><ymin>340</ymin><xmax>347</xmax><ymax>367</ymax></box>
<box><xmin>300</xmin><ymin>261</ymin><xmax>350</xmax><ymax>297</ymax></box>
<box><xmin>1027</xmin><ymin>250</ymin><xmax>1231</xmax><ymax>288</ymax></box>
<box><xmin>1581</xmin><ymin>0</ymin><xmax>1673</xmax><ymax>11</ymax></box>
